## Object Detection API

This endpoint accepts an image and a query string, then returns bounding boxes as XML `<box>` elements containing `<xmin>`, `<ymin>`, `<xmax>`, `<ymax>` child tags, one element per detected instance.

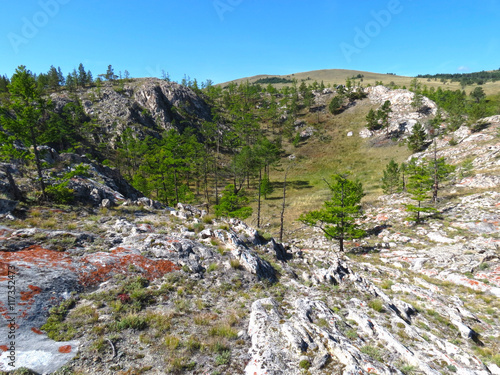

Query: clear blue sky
<box><xmin>1</xmin><ymin>0</ymin><xmax>499</xmax><ymax>83</ymax></box>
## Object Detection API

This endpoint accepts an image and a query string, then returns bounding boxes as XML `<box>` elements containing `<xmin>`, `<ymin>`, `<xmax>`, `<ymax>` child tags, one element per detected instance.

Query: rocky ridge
<box><xmin>50</xmin><ymin>78</ymin><xmax>212</xmax><ymax>147</ymax></box>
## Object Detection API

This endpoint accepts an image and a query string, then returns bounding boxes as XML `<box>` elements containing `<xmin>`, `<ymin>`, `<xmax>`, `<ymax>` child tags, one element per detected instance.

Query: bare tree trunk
<box><xmin>215</xmin><ymin>136</ymin><xmax>219</xmax><ymax>205</ymax></box>
<box><xmin>279</xmin><ymin>167</ymin><xmax>290</xmax><ymax>242</ymax></box>
<box><xmin>432</xmin><ymin>139</ymin><xmax>438</xmax><ymax>206</ymax></box>
<box><xmin>173</xmin><ymin>168</ymin><xmax>179</xmax><ymax>204</ymax></box>
<box><xmin>257</xmin><ymin>168</ymin><xmax>262</xmax><ymax>228</ymax></box>
<box><xmin>30</xmin><ymin>128</ymin><xmax>46</xmax><ymax>200</ymax></box>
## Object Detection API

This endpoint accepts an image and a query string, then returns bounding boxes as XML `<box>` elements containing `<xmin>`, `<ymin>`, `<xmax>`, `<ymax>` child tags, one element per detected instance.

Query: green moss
<box><xmin>299</xmin><ymin>359</ymin><xmax>311</xmax><ymax>369</ymax></box>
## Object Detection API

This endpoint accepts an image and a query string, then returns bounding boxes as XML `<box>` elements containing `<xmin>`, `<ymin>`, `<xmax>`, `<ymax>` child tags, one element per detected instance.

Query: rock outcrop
<box><xmin>50</xmin><ymin>78</ymin><xmax>212</xmax><ymax>147</ymax></box>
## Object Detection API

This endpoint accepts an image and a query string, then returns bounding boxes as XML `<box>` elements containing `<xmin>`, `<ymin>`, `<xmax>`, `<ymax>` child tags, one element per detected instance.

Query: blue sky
<box><xmin>1</xmin><ymin>0</ymin><xmax>499</xmax><ymax>83</ymax></box>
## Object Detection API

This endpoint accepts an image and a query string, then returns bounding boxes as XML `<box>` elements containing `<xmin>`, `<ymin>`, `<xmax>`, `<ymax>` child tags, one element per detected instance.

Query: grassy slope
<box><xmin>248</xmin><ymin>98</ymin><xmax>413</xmax><ymax>236</ymax></box>
<box><xmin>221</xmin><ymin>68</ymin><xmax>500</xmax><ymax>96</ymax></box>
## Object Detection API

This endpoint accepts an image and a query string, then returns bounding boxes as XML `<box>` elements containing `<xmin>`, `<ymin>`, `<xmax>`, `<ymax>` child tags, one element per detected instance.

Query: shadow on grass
<box><xmin>269</xmin><ymin>180</ymin><xmax>313</xmax><ymax>190</ymax></box>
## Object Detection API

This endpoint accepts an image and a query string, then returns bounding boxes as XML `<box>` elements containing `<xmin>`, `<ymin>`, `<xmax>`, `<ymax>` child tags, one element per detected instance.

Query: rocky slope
<box><xmin>50</xmin><ymin>78</ymin><xmax>211</xmax><ymax>147</ymax></box>
<box><xmin>0</xmin><ymin>91</ymin><xmax>499</xmax><ymax>375</ymax></box>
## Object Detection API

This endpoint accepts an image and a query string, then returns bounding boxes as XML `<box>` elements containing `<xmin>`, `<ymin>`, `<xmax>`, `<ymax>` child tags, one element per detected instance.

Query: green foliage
<box><xmin>405</xmin><ymin>159</ymin><xmax>437</xmax><ymax>223</ymax></box>
<box><xmin>299</xmin><ymin>174</ymin><xmax>365</xmax><ymax>254</ymax></box>
<box><xmin>41</xmin><ymin>298</ymin><xmax>77</xmax><ymax>341</ymax></box>
<box><xmin>0</xmin><ymin>65</ymin><xmax>49</xmax><ymax>195</ymax></box>
<box><xmin>329</xmin><ymin>95</ymin><xmax>345</xmax><ymax>115</ymax></box>
<box><xmin>470</xmin><ymin>87</ymin><xmax>486</xmax><ymax>103</ymax></box>
<box><xmin>260</xmin><ymin>175</ymin><xmax>274</xmax><ymax>199</ymax></box>
<box><xmin>381</xmin><ymin>159</ymin><xmax>400</xmax><ymax>194</ymax></box>
<box><xmin>299</xmin><ymin>359</ymin><xmax>311</xmax><ymax>369</ymax></box>
<box><xmin>407</xmin><ymin>123</ymin><xmax>428</xmax><ymax>152</ymax></box>
<box><xmin>366</xmin><ymin>108</ymin><xmax>380</xmax><ymax>131</ymax></box>
<box><xmin>215</xmin><ymin>350</ymin><xmax>231</xmax><ymax>366</ymax></box>
<box><xmin>368</xmin><ymin>299</ymin><xmax>384</xmax><ymax>312</ymax></box>
<box><xmin>214</xmin><ymin>184</ymin><xmax>252</xmax><ymax>219</ymax></box>
<box><xmin>417</xmin><ymin>69</ymin><xmax>500</xmax><ymax>85</ymax></box>
<box><xmin>114</xmin><ymin>314</ymin><xmax>148</xmax><ymax>331</ymax></box>
<box><xmin>360</xmin><ymin>345</ymin><xmax>383</xmax><ymax>362</ymax></box>
<box><xmin>46</xmin><ymin>182</ymin><xmax>74</xmax><ymax>204</ymax></box>
<box><xmin>378</xmin><ymin>100</ymin><xmax>392</xmax><ymax>132</ymax></box>
<box><xmin>254</xmin><ymin>77</ymin><xmax>293</xmax><ymax>85</ymax></box>
<box><xmin>64</xmin><ymin>163</ymin><xmax>91</xmax><ymax>179</ymax></box>
<box><xmin>411</xmin><ymin>91</ymin><xmax>424</xmax><ymax>112</ymax></box>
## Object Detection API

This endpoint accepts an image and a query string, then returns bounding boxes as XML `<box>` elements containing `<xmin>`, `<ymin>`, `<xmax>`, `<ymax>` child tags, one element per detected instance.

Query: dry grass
<box><xmin>248</xmin><ymin>99</ymin><xmax>413</xmax><ymax>234</ymax></box>
<box><xmin>222</xmin><ymin>68</ymin><xmax>500</xmax><ymax>96</ymax></box>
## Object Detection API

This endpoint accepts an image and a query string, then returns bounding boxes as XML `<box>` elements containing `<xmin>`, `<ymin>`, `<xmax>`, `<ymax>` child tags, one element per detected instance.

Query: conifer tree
<box><xmin>381</xmin><ymin>159</ymin><xmax>400</xmax><ymax>194</ymax></box>
<box><xmin>300</xmin><ymin>174</ymin><xmax>365</xmax><ymax>255</ymax></box>
<box><xmin>378</xmin><ymin>100</ymin><xmax>392</xmax><ymax>133</ymax></box>
<box><xmin>366</xmin><ymin>108</ymin><xmax>379</xmax><ymax>130</ymax></box>
<box><xmin>407</xmin><ymin>123</ymin><xmax>427</xmax><ymax>152</ymax></box>
<box><xmin>0</xmin><ymin>66</ymin><xmax>49</xmax><ymax>199</ymax></box>
<box><xmin>214</xmin><ymin>184</ymin><xmax>252</xmax><ymax>219</ymax></box>
<box><xmin>405</xmin><ymin>159</ymin><xmax>436</xmax><ymax>223</ymax></box>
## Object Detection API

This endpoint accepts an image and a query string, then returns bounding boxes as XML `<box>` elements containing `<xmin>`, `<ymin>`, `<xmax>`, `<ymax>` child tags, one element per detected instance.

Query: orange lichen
<box><xmin>1</xmin><ymin>244</ymin><xmax>180</xmax><ymax>327</ymax></box>
<box><xmin>80</xmin><ymin>247</ymin><xmax>180</xmax><ymax>287</ymax></box>
<box><xmin>58</xmin><ymin>345</ymin><xmax>72</xmax><ymax>353</ymax></box>
<box><xmin>0</xmin><ymin>345</ymin><xmax>8</xmax><ymax>352</ymax></box>
<box><xmin>20</xmin><ymin>285</ymin><xmax>42</xmax><ymax>301</ymax></box>
<box><xmin>31</xmin><ymin>327</ymin><xmax>44</xmax><ymax>334</ymax></box>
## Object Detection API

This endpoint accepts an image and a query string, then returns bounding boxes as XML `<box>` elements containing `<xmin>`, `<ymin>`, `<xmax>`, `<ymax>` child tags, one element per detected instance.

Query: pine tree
<box><xmin>77</xmin><ymin>63</ymin><xmax>87</xmax><ymax>87</ymax></box>
<box><xmin>260</xmin><ymin>176</ymin><xmax>273</xmax><ymax>199</ymax></box>
<box><xmin>407</xmin><ymin>122</ymin><xmax>427</xmax><ymax>152</ymax></box>
<box><xmin>378</xmin><ymin>100</ymin><xmax>392</xmax><ymax>133</ymax></box>
<box><xmin>405</xmin><ymin>159</ymin><xmax>436</xmax><ymax>223</ymax></box>
<box><xmin>381</xmin><ymin>159</ymin><xmax>400</xmax><ymax>194</ymax></box>
<box><xmin>105</xmin><ymin>65</ymin><xmax>116</xmax><ymax>81</ymax></box>
<box><xmin>47</xmin><ymin>66</ymin><xmax>60</xmax><ymax>91</ymax></box>
<box><xmin>329</xmin><ymin>95</ymin><xmax>344</xmax><ymax>115</ymax></box>
<box><xmin>214</xmin><ymin>184</ymin><xmax>252</xmax><ymax>219</ymax></box>
<box><xmin>411</xmin><ymin>91</ymin><xmax>424</xmax><ymax>112</ymax></box>
<box><xmin>429</xmin><ymin>140</ymin><xmax>455</xmax><ymax>205</ymax></box>
<box><xmin>299</xmin><ymin>174</ymin><xmax>365</xmax><ymax>255</ymax></box>
<box><xmin>366</xmin><ymin>108</ymin><xmax>380</xmax><ymax>130</ymax></box>
<box><xmin>0</xmin><ymin>66</ymin><xmax>50</xmax><ymax>199</ymax></box>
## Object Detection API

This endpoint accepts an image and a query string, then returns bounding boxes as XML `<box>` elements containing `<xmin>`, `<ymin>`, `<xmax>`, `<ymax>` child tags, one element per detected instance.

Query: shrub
<box><xmin>209</xmin><ymin>325</ymin><xmax>238</xmax><ymax>339</ymax></box>
<box><xmin>46</xmin><ymin>182</ymin><xmax>74</xmax><ymax>204</ymax></box>
<box><xmin>215</xmin><ymin>350</ymin><xmax>231</xmax><ymax>366</ymax></box>
<box><xmin>114</xmin><ymin>314</ymin><xmax>148</xmax><ymax>331</ymax></box>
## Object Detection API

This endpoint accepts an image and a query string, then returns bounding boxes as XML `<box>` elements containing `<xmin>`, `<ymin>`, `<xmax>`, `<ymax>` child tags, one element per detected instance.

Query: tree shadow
<box><xmin>366</xmin><ymin>224</ymin><xmax>391</xmax><ymax>236</ymax></box>
<box><xmin>269</xmin><ymin>180</ymin><xmax>312</xmax><ymax>190</ymax></box>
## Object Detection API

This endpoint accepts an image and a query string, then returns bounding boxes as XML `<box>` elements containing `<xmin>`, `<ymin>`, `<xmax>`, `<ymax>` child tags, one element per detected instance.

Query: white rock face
<box><xmin>360</xmin><ymin>86</ymin><xmax>438</xmax><ymax>137</ymax></box>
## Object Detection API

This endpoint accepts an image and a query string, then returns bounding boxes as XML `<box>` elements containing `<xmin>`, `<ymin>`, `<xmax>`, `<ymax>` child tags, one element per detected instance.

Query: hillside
<box><xmin>0</xmin><ymin>115</ymin><xmax>499</xmax><ymax>374</ymax></box>
<box><xmin>1</xmin><ymin>68</ymin><xmax>500</xmax><ymax>375</ymax></box>
<box><xmin>221</xmin><ymin>69</ymin><xmax>500</xmax><ymax>96</ymax></box>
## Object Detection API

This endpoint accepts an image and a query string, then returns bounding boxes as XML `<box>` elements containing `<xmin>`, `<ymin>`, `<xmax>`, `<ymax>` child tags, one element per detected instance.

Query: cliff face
<box><xmin>50</xmin><ymin>78</ymin><xmax>212</xmax><ymax>146</ymax></box>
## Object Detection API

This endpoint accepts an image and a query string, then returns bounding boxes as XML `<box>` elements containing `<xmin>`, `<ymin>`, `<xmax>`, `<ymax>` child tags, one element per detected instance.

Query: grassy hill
<box><xmin>221</xmin><ymin>68</ymin><xmax>500</xmax><ymax>96</ymax></box>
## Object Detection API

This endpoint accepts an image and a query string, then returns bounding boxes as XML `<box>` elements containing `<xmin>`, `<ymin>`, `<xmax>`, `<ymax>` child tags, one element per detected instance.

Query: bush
<box><xmin>215</xmin><ymin>350</ymin><xmax>231</xmax><ymax>366</ymax></box>
<box><xmin>46</xmin><ymin>182</ymin><xmax>74</xmax><ymax>204</ymax></box>
<box><xmin>214</xmin><ymin>184</ymin><xmax>252</xmax><ymax>220</ymax></box>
